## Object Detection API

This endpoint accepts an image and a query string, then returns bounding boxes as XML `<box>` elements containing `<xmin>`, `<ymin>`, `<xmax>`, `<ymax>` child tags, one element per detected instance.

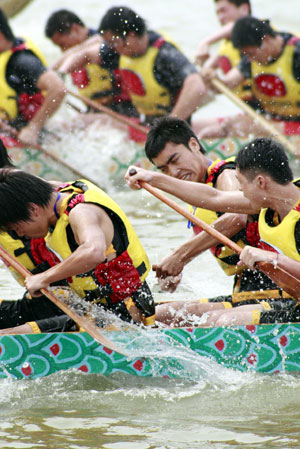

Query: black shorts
<box><xmin>0</xmin><ymin>291</ymin><xmax>65</xmax><ymax>329</ymax></box>
<box><xmin>260</xmin><ymin>303</ymin><xmax>300</xmax><ymax>324</ymax></box>
<box><xmin>92</xmin><ymin>281</ymin><xmax>155</xmax><ymax>325</ymax></box>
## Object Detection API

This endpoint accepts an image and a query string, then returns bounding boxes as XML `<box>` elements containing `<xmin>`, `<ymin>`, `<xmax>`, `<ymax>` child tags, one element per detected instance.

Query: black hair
<box><xmin>0</xmin><ymin>139</ymin><xmax>14</xmax><ymax>168</ymax></box>
<box><xmin>145</xmin><ymin>116</ymin><xmax>206</xmax><ymax>162</ymax></box>
<box><xmin>99</xmin><ymin>6</ymin><xmax>146</xmax><ymax>38</ymax></box>
<box><xmin>215</xmin><ymin>0</ymin><xmax>251</xmax><ymax>14</ymax></box>
<box><xmin>0</xmin><ymin>9</ymin><xmax>15</xmax><ymax>41</ymax></box>
<box><xmin>235</xmin><ymin>138</ymin><xmax>293</xmax><ymax>184</ymax></box>
<box><xmin>45</xmin><ymin>9</ymin><xmax>85</xmax><ymax>38</ymax></box>
<box><xmin>232</xmin><ymin>17</ymin><xmax>275</xmax><ymax>49</ymax></box>
<box><xmin>0</xmin><ymin>170</ymin><xmax>54</xmax><ymax>231</ymax></box>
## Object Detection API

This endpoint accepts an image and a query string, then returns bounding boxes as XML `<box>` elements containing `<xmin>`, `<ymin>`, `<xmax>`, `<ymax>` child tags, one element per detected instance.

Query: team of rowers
<box><xmin>0</xmin><ymin>2</ymin><xmax>299</xmax><ymax>334</ymax></box>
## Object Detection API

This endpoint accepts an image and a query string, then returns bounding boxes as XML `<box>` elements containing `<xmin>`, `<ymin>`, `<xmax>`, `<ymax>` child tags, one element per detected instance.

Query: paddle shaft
<box><xmin>0</xmin><ymin>120</ymin><xmax>103</xmax><ymax>189</ymax></box>
<box><xmin>0</xmin><ymin>244</ymin><xmax>127</xmax><ymax>355</ymax></box>
<box><xmin>212</xmin><ymin>79</ymin><xmax>298</xmax><ymax>156</ymax></box>
<box><xmin>67</xmin><ymin>89</ymin><xmax>149</xmax><ymax>135</ymax></box>
<box><xmin>139</xmin><ymin>179</ymin><xmax>300</xmax><ymax>300</ymax></box>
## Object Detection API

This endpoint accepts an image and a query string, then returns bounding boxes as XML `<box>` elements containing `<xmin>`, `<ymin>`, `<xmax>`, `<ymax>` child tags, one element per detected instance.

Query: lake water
<box><xmin>1</xmin><ymin>1</ymin><xmax>299</xmax><ymax>448</ymax></box>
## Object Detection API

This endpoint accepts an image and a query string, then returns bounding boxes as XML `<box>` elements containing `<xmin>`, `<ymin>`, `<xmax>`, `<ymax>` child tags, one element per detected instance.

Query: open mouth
<box><xmin>179</xmin><ymin>173</ymin><xmax>191</xmax><ymax>181</ymax></box>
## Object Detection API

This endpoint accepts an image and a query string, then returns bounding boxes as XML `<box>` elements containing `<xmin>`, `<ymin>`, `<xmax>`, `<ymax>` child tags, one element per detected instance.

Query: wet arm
<box><xmin>154</xmin><ymin>212</ymin><xmax>247</xmax><ymax>278</ymax></box>
<box><xmin>18</xmin><ymin>70</ymin><xmax>66</xmax><ymax>144</ymax></box>
<box><xmin>125</xmin><ymin>167</ymin><xmax>257</xmax><ymax>214</ymax></box>
<box><xmin>170</xmin><ymin>72</ymin><xmax>207</xmax><ymax>119</ymax></box>
<box><xmin>58</xmin><ymin>42</ymin><xmax>101</xmax><ymax>74</ymax></box>
<box><xmin>25</xmin><ymin>204</ymin><xmax>113</xmax><ymax>295</ymax></box>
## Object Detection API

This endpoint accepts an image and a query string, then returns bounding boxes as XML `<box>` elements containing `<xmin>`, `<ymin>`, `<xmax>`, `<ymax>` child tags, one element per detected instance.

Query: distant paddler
<box><xmin>194</xmin><ymin>17</ymin><xmax>300</xmax><ymax>143</ymax></box>
<box><xmin>54</xmin><ymin>5</ymin><xmax>207</xmax><ymax>140</ymax></box>
<box><xmin>45</xmin><ymin>9</ymin><xmax>138</xmax><ymax>125</ymax></box>
<box><xmin>0</xmin><ymin>9</ymin><xmax>66</xmax><ymax>146</ymax></box>
<box><xmin>193</xmin><ymin>0</ymin><xmax>259</xmax><ymax>135</ymax></box>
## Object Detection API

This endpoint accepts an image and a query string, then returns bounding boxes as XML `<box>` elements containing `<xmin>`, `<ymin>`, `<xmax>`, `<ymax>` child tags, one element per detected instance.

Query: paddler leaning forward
<box><xmin>125</xmin><ymin>137</ymin><xmax>300</xmax><ymax>327</ymax></box>
<box><xmin>128</xmin><ymin>116</ymin><xmax>296</xmax><ymax>327</ymax></box>
<box><xmin>0</xmin><ymin>170</ymin><xmax>155</xmax><ymax>326</ymax></box>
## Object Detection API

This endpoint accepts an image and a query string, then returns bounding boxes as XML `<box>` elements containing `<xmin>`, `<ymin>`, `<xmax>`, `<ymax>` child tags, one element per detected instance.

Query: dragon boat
<box><xmin>4</xmin><ymin>135</ymin><xmax>300</xmax><ymax>182</ymax></box>
<box><xmin>1</xmin><ymin>322</ymin><xmax>300</xmax><ymax>380</ymax></box>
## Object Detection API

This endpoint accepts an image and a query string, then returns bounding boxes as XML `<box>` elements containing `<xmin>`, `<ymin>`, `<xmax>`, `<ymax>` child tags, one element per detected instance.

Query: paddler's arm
<box><xmin>153</xmin><ymin>212</ymin><xmax>247</xmax><ymax>281</ymax></box>
<box><xmin>24</xmin><ymin>203</ymin><xmax>113</xmax><ymax>296</ymax></box>
<box><xmin>51</xmin><ymin>34</ymin><xmax>103</xmax><ymax>70</ymax></box>
<box><xmin>58</xmin><ymin>41</ymin><xmax>102</xmax><ymax>74</ymax></box>
<box><xmin>239</xmin><ymin>246</ymin><xmax>300</xmax><ymax>279</ymax></box>
<box><xmin>170</xmin><ymin>72</ymin><xmax>207</xmax><ymax>120</ymax></box>
<box><xmin>195</xmin><ymin>22</ymin><xmax>235</xmax><ymax>66</ymax></box>
<box><xmin>153</xmin><ymin>167</ymin><xmax>248</xmax><ymax>283</ymax></box>
<box><xmin>125</xmin><ymin>166</ymin><xmax>259</xmax><ymax>215</ymax></box>
<box><xmin>18</xmin><ymin>70</ymin><xmax>66</xmax><ymax>146</ymax></box>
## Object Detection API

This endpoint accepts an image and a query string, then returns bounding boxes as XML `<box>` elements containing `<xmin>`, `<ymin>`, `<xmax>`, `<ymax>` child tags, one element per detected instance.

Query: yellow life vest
<box><xmin>251</xmin><ymin>36</ymin><xmax>300</xmax><ymax>119</ymax></box>
<box><xmin>0</xmin><ymin>232</ymin><xmax>60</xmax><ymax>286</ymax></box>
<box><xmin>46</xmin><ymin>180</ymin><xmax>151</xmax><ymax>301</ymax></box>
<box><xmin>71</xmin><ymin>64</ymin><xmax>114</xmax><ymax>102</ymax></box>
<box><xmin>0</xmin><ymin>37</ymin><xmax>47</xmax><ymax>120</ymax></box>
<box><xmin>119</xmin><ymin>33</ymin><xmax>173</xmax><ymax>116</ymax></box>
<box><xmin>258</xmin><ymin>182</ymin><xmax>300</xmax><ymax>261</ymax></box>
<box><xmin>188</xmin><ymin>158</ymin><xmax>248</xmax><ymax>276</ymax></box>
<box><xmin>218</xmin><ymin>39</ymin><xmax>252</xmax><ymax>101</ymax></box>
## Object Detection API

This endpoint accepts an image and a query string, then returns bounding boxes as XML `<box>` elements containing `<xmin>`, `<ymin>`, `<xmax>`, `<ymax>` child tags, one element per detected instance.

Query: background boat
<box><xmin>5</xmin><ymin>133</ymin><xmax>300</xmax><ymax>183</ymax></box>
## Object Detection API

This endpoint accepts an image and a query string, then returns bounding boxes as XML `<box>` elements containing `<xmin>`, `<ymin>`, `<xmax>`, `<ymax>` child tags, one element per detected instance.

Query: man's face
<box><xmin>241</xmin><ymin>38</ymin><xmax>271</xmax><ymax>64</ymax></box>
<box><xmin>51</xmin><ymin>25</ymin><xmax>82</xmax><ymax>51</ymax></box>
<box><xmin>216</xmin><ymin>0</ymin><xmax>249</xmax><ymax>26</ymax></box>
<box><xmin>102</xmin><ymin>30</ymin><xmax>139</xmax><ymax>56</ymax></box>
<box><xmin>236</xmin><ymin>168</ymin><xmax>266</xmax><ymax>208</ymax></box>
<box><xmin>9</xmin><ymin>207</ymin><xmax>48</xmax><ymax>239</ymax></box>
<box><xmin>152</xmin><ymin>139</ymin><xmax>207</xmax><ymax>183</ymax></box>
<box><xmin>0</xmin><ymin>31</ymin><xmax>11</xmax><ymax>53</ymax></box>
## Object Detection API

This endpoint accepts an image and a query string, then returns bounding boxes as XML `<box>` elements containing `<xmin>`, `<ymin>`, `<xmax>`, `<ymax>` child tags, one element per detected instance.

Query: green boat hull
<box><xmin>1</xmin><ymin>322</ymin><xmax>300</xmax><ymax>380</ymax></box>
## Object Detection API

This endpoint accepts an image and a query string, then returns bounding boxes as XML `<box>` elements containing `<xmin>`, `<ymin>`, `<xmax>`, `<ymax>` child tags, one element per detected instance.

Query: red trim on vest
<box><xmin>30</xmin><ymin>238</ymin><xmax>60</xmax><ymax>267</ymax></box>
<box><xmin>11</xmin><ymin>43</ymin><xmax>26</xmax><ymax>53</ymax></box>
<box><xmin>18</xmin><ymin>92</ymin><xmax>44</xmax><ymax>121</ymax></box>
<box><xmin>206</xmin><ymin>160</ymin><xmax>227</xmax><ymax>185</ymax></box>
<box><xmin>294</xmin><ymin>203</ymin><xmax>300</xmax><ymax>212</ymax></box>
<box><xmin>287</xmin><ymin>36</ymin><xmax>300</xmax><ymax>46</ymax></box>
<box><xmin>152</xmin><ymin>37</ymin><xmax>165</xmax><ymax>49</ymax></box>
<box><xmin>245</xmin><ymin>221</ymin><xmax>261</xmax><ymax>248</ymax></box>
<box><xmin>64</xmin><ymin>193</ymin><xmax>85</xmax><ymax>216</ymax></box>
<box><xmin>94</xmin><ymin>250</ymin><xmax>142</xmax><ymax>303</ymax></box>
<box><xmin>258</xmin><ymin>241</ymin><xmax>278</xmax><ymax>253</ymax></box>
<box><xmin>218</xmin><ymin>55</ymin><xmax>232</xmax><ymax>74</ymax></box>
<box><xmin>71</xmin><ymin>69</ymin><xmax>89</xmax><ymax>88</ymax></box>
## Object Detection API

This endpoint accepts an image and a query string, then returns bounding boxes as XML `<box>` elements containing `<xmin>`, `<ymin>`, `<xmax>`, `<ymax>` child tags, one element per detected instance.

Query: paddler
<box><xmin>0</xmin><ymin>9</ymin><xmax>66</xmax><ymax>146</ymax></box>
<box><xmin>0</xmin><ymin>170</ymin><xmax>155</xmax><ymax>327</ymax></box>
<box><xmin>56</xmin><ymin>5</ymin><xmax>206</xmax><ymax>130</ymax></box>
<box><xmin>195</xmin><ymin>17</ymin><xmax>300</xmax><ymax>139</ymax></box>
<box><xmin>125</xmin><ymin>134</ymin><xmax>300</xmax><ymax>326</ymax></box>
<box><xmin>45</xmin><ymin>9</ymin><xmax>137</xmax><ymax>118</ymax></box>
<box><xmin>193</xmin><ymin>0</ymin><xmax>260</xmax><ymax>136</ymax></box>
<box><xmin>0</xmin><ymin>138</ymin><xmax>76</xmax><ymax>335</ymax></box>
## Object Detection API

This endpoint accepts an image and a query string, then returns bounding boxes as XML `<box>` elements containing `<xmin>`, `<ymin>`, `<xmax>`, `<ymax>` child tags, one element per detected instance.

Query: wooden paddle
<box><xmin>0</xmin><ymin>120</ymin><xmax>103</xmax><ymax>189</ymax></box>
<box><xmin>0</xmin><ymin>244</ymin><xmax>127</xmax><ymax>355</ymax></box>
<box><xmin>129</xmin><ymin>170</ymin><xmax>300</xmax><ymax>300</ymax></box>
<box><xmin>211</xmin><ymin>78</ymin><xmax>298</xmax><ymax>156</ymax></box>
<box><xmin>66</xmin><ymin>89</ymin><xmax>149</xmax><ymax>136</ymax></box>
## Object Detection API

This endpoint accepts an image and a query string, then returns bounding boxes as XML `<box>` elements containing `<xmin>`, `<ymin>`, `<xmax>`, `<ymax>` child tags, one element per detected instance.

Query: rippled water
<box><xmin>1</xmin><ymin>1</ymin><xmax>299</xmax><ymax>448</ymax></box>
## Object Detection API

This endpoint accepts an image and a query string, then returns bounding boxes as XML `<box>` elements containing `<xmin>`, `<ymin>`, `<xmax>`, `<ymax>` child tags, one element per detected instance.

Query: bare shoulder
<box><xmin>216</xmin><ymin>167</ymin><xmax>240</xmax><ymax>191</ymax></box>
